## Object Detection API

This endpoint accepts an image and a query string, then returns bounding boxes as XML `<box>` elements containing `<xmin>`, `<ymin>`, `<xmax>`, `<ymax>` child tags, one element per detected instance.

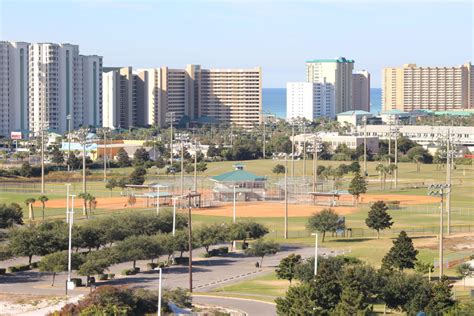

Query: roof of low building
<box><xmin>211</xmin><ymin>169</ymin><xmax>266</xmax><ymax>182</ymax></box>
<box><xmin>337</xmin><ymin>110</ymin><xmax>372</xmax><ymax>116</ymax></box>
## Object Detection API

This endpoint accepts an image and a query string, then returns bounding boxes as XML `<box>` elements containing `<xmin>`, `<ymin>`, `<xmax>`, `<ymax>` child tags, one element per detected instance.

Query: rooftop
<box><xmin>306</xmin><ymin>57</ymin><xmax>355</xmax><ymax>63</ymax></box>
<box><xmin>337</xmin><ymin>110</ymin><xmax>372</xmax><ymax>116</ymax></box>
<box><xmin>211</xmin><ymin>169</ymin><xmax>266</xmax><ymax>182</ymax></box>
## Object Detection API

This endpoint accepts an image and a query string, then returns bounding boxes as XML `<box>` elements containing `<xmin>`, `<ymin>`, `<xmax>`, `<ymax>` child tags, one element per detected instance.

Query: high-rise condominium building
<box><xmin>286</xmin><ymin>82</ymin><xmax>334</xmax><ymax>121</ymax></box>
<box><xmin>352</xmin><ymin>70</ymin><xmax>370</xmax><ymax>112</ymax></box>
<box><xmin>306</xmin><ymin>57</ymin><xmax>354</xmax><ymax>116</ymax></box>
<box><xmin>1</xmin><ymin>41</ymin><xmax>102</xmax><ymax>136</ymax></box>
<box><xmin>0</xmin><ymin>41</ymin><xmax>29</xmax><ymax>137</ymax></box>
<box><xmin>382</xmin><ymin>62</ymin><xmax>474</xmax><ymax>112</ymax></box>
<box><xmin>105</xmin><ymin>65</ymin><xmax>262</xmax><ymax>129</ymax></box>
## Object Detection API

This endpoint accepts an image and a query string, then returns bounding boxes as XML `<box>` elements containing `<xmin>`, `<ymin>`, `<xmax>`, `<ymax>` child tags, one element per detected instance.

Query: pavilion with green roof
<box><xmin>210</xmin><ymin>163</ymin><xmax>267</xmax><ymax>202</ymax></box>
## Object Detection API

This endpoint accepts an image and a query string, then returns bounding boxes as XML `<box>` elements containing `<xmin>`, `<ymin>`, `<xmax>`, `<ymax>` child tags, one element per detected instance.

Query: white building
<box><xmin>286</xmin><ymin>82</ymin><xmax>335</xmax><ymax>121</ymax></box>
<box><xmin>306</xmin><ymin>57</ymin><xmax>354</xmax><ymax>116</ymax></box>
<box><xmin>357</xmin><ymin>125</ymin><xmax>474</xmax><ymax>150</ymax></box>
<box><xmin>291</xmin><ymin>132</ymin><xmax>379</xmax><ymax>154</ymax></box>
<box><xmin>0</xmin><ymin>41</ymin><xmax>29</xmax><ymax>137</ymax></box>
<box><xmin>1</xmin><ymin>41</ymin><xmax>102</xmax><ymax>136</ymax></box>
<box><xmin>337</xmin><ymin>110</ymin><xmax>372</xmax><ymax>127</ymax></box>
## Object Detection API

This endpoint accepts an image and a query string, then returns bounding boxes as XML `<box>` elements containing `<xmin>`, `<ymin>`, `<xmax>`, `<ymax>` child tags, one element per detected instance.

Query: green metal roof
<box><xmin>337</xmin><ymin>110</ymin><xmax>372</xmax><ymax>116</ymax></box>
<box><xmin>434</xmin><ymin>110</ymin><xmax>474</xmax><ymax>116</ymax></box>
<box><xmin>306</xmin><ymin>57</ymin><xmax>354</xmax><ymax>63</ymax></box>
<box><xmin>211</xmin><ymin>170</ymin><xmax>266</xmax><ymax>182</ymax></box>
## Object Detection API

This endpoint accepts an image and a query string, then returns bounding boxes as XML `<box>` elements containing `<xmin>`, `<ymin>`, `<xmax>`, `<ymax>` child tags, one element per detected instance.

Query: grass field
<box><xmin>1</xmin><ymin>159</ymin><xmax>472</xmax><ymax>305</ymax></box>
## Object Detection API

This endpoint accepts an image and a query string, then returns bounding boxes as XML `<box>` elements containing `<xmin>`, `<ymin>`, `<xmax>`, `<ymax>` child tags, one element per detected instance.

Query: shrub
<box><xmin>174</xmin><ymin>257</ymin><xmax>189</xmax><ymax>265</ymax></box>
<box><xmin>147</xmin><ymin>263</ymin><xmax>158</xmax><ymax>270</ymax></box>
<box><xmin>98</xmin><ymin>274</ymin><xmax>108</xmax><ymax>281</ymax></box>
<box><xmin>107</xmin><ymin>273</ymin><xmax>115</xmax><ymax>279</ymax></box>
<box><xmin>8</xmin><ymin>264</ymin><xmax>31</xmax><ymax>273</ymax></box>
<box><xmin>71</xmin><ymin>278</ymin><xmax>83</xmax><ymax>287</ymax></box>
<box><xmin>0</xmin><ymin>268</ymin><xmax>6</xmax><ymax>275</ymax></box>
<box><xmin>121</xmin><ymin>269</ymin><xmax>136</xmax><ymax>276</ymax></box>
<box><xmin>30</xmin><ymin>261</ymin><xmax>40</xmax><ymax>269</ymax></box>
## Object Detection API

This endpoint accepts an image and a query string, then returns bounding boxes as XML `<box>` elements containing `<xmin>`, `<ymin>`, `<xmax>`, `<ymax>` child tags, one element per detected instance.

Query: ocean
<box><xmin>263</xmin><ymin>87</ymin><xmax>382</xmax><ymax>118</ymax></box>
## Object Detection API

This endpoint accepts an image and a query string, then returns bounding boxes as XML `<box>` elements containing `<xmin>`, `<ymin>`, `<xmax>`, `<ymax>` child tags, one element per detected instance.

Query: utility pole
<box><xmin>262</xmin><ymin>115</ymin><xmax>266</xmax><ymax>159</ymax></box>
<box><xmin>363</xmin><ymin>116</ymin><xmax>368</xmax><ymax>177</ymax></box>
<box><xmin>394</xmin><ymin>120</ymin><xmax>399</xmax><ymax>189</ymax></box>
<box><xmin>291</xmin><ymin>124</ymin><xmax>295</xmax><ymax>178</ymax></box>
<box><xmin>66</xmin><ymin>194</ymin><xmax>75</xmax><ymax>294</ymax></box>
<box><xmin>428</xmin><ymin>184</ymin><xmax>450</xmax><ymax>278</ymax></box>
<box><xmin>193</xmin><ymin>138</ymin><xmax>198</xmax><ymax>192</ymax></box>
<box><xmin>446</xmin><ymin>129</ymin><xmax>452</xmax><ymax>235</ymax></box>
<box><xmin>388</xmin><ymin>117</ymin><xmax>392</xmax><ymax>164</ymax></box>
<box><xmin>40</xmin><ymin>69</ymin><xmax>46</xmax><ymax>194</ymax></box>
<box><xmin>284</xmin><ymin>153</ymin><xmax>288</xmax><ymax>239</ymax></box>
<box><xmin>180</xmin><ymin>140</ymin><xmax>184</xmax><ymax>195</ymax></box>
<box><xmin>103</xmin><ymin>128</ymin><xmax>107</xmax><ymax>182</ymax></box>
<box><xmin>303</xmin><ymin>135</ymin><xmax>306</xmax><ymax>182</ymax></box>
<box><xmin>187</xmin><ymin>192</ymin><xmax>193</xmax><ymax>292</ymax></box>
<box><xmin>312</xmin><ymin>138</ymin><xmax>318</xmax><ymax>192</ymax></box>
<box><xmin>167</xmin><ymin>112</ymin><xmax>175</xmax><ymax>165</ymax></box>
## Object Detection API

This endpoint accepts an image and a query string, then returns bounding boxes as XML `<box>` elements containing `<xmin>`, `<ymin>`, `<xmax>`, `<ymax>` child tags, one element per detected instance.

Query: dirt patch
<box><xmin>193</xmin><ymin>202</ymin><xmax>357</xmax><ymax>218</ymax></box>
<box><xmin>358</xmin><ymin>194</ymin><xmax>438</xmax><ymax>205</ymax></box>
<box><xmin>35</xmin><ymin>196</ymin><xmax>132</xmax><ymax>211</ymax></box>
<box><xmin>416</xmin><ymin>232</ymin><xmax>474</xmax><ymax>251</ymax></box>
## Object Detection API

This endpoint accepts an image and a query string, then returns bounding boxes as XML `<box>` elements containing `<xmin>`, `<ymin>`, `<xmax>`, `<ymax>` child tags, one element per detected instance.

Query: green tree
<box><xmin>425</xmin><ymin>276</ymin><xmax>455</xmax><ymax>313</ymax></box>
<box><xmin>105</xmin><ymin>179</ymin><xmax>117</xmax><ymax>196</ymax></box>
<box><xmin>39</xmin><ymin>251</ymin><xmax>83</xmax><ymax>286</ymax></box>
<box><xmin>0</xmin><ymin>203</ymin><xmax>23</xmax><ymax>228</ymax></box>
<box><xmin>382</xmin><ymin>231</ymin><xmax>418</xmax><ymax>270</ymax></box>
<box><xmin>79</xmin><ymin>248</ymin><xmax>116</xmax><ymax>282</ymax></box>
<box><xmin>116</xmin><ymin>148</ymin><xmax>131</xmax><ymax>167</ymax></box>
<box><xmin>50</xmin><ymin>146</ymin><xmax>65</xmax><ymax>165</ymax></box>
<box><xmin>276</xmin><ymin>254</ymin><xmax>302</xmax><ymax>284</ymax></box>
<box><xmin>194</xmin><ymin>223</ymin><xmax>227</xmax><ymax>255</ymax></box>
<box><xmin>306</xmin><ymin>208</ymin><xmax>344</xmax><ymax>242</ymax></box>
<box><xmin>18</xmin><ymin>161</ymin><xmax>33</xmax><ymax>177</ymax></box>
<box><xmin>272</xmin><ymin>164</ymin><xmax>285</xmax><ymax>179</ymax></box>
<box><xmin>133</xmin><ymin>148</ymin><xmax>150</xmax><ymax>166</ymax></box>
<box><xmin>38</xmin><ymin>195</ymin><xmax>49</xmax><ymax>221</ymax></box>
<box><xmin>333</xmin><ymin>286</ymin><xmax>371</xmax><ymax>315</ymax></box>
<box><xmin>415</xmin><ymin>261</ymin><xmax>435</xmax><ymax>281</ymax></box>
<box><xmin>456</xmin><ymin>263</ymin><xmax>474</xmax><ymax>287</ymax></box>
<box><xmin>245</xmin><ymin>239</ymin><xmax>279</xmax><ymax>267</ymax></box>
<box><xmin>348</xmin><ymin>171</ymin><xmax>367</xmax><ymax>204</ymax></box>
<box><xmin>24</xmin><ymin>197</ymin><xmax>36</xmax><ymax>221</ymax></box>
<box><xmin>128</xmin><ymin>166</ymin><xmax>147</xmax><ymax>185</ymax></box>
<box><xmin>113</xmin><ymin>235</ymin><xmax>159</xmax><ymax>269</ymax></box>
<box><xmin>365</xmin><ymin>201</ymin><xmax>393</xmax><ymax>238</ymax></box>
<box><xmin>66</xmin><ymin>152</ymin><xmax>81</xmax><ymax>170</ymax></box>
<box><xmin>8</xmin><ymin>226</ymin><xmax>41</xmax><ymax>264</ymax></box>
<box><xmin>275</xmin><ymin>283</ymin><xmax>321</xmax><ymax>315</ymax></box>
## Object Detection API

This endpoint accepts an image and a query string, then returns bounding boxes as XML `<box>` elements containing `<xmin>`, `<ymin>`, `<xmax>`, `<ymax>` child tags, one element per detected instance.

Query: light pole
<box><xmin>446</xmin><ymin>129</ymin><xmax>452</xmax><ymax>235</ymax></box>
<box><xmin>233</xmin><ymin>185</ymin><xmax>237</xmax><ymax>223</ymax></box>
<box><xmin>284</xmin><ymin>153</ymin><xmax>288</xmax><ymax>239</ymax></box>
<box><xmin>65</xmin><ymin>183</ymin><xmax>71</xmax><ymax>223</ymax></box>
<box><xmin>66</xmin><ymin>194</ymin><xmax>75</xmax><ymax>294</ymax></box>
<box><xmin>363</xmin><ymin>115</ymin><xmax>368</xmax><ymax>176</ymax></box>
<box><xmin>291</xmin><ymin>124</ymin><xmax>295</xmax><ymax>178</ymax></box>
<box><xmin>172</xmin><ymin>196</ymin><xmax>178</xmax><ymax>236</ymax></box>
<box><xmin>428</xmin><ymin>183</ymin><xmax>450</xmax><ymax>278</ymax></box>
<box><xmin>157</xmin><ymin>267</ymin><xmax>162</xmax><ymax>316</ymax></box>
<box><xmin>311</xmin><ymin>232</ymin><xmax>318</xmax><ymax>276</ymax></box>
<box><xmin>193</xmin><ymin>138</ymin><xmax>198</xmax><ymax>192</ymax></box>
<box><xmin>67</xmin><ymin>114</ymin><xmax>71</xmax><ymax>172</ymax></box>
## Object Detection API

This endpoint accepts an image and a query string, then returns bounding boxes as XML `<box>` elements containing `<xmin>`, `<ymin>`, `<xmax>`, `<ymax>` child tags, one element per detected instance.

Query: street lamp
<box><xmin>66</xmin><ymin>194</ymin><xmax>75</xmax><ymax>294</ymax></box>
<box><xmin>427</xmin><ymin>183</ymin><xmax>450</xmax><ymax>278</ymax></box>
<box><xmin>157</xmin><ymin>267</ymin><xmax>162</xmax><ymax>316</ymax></box>
<box><xmin>362</xmin><ymin>115</ymin><xmax>368</xmax><ymax>177</ymax></box>
<box><xmin>311</xmin><ymin>232</ymin><xmax>319</xmax><ymax>276</ymax></box>
<box><xmin>65</xmin><ymin>183</ymin><xmax>71</xmax><ymax>223</ymax></box>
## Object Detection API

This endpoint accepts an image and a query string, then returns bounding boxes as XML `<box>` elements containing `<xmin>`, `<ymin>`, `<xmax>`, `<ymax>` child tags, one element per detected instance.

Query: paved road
<box><xmin>193</xmin><ymin>295</ymin><xmax>277</xmax><ymax>316</ymax></box>
<box><xmin>1</xmin><ymin>244</ymin><xmax>334</xmax><ymax>296</ymax></box>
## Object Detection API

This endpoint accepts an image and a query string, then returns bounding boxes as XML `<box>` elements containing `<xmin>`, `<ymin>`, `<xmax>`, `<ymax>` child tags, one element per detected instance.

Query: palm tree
<box><xmin>78</xmin><ymin>192</ymin><xmax>92</xmax><ymax>218</ymax></box>
<box><xmin>386</xmin><ymin>164</ymin><xmax>397</xmax><ymax>189</ymax></box>
<box><xmin>25</xmin><ymin>198</ymin><xmax>36</xmax><ymax>221</ymax></box>
<box><xmin>375</xmin><ymin>164</ymin><xmax>386</xmax><ymax>190</ymax></box>
<box><xmin>413</xmin><ymin>154</ymin><xmax>423</xmax><ymax>172</ymax></box>
<box><xmin>88</xmin><ymin>195</ymin><xmax>97</xmax><ymax>216</ymax></box>
<box><xmin>38</xmin><ymin>195</ymin><xmax>49</xmax><ymax>221</ymax></box>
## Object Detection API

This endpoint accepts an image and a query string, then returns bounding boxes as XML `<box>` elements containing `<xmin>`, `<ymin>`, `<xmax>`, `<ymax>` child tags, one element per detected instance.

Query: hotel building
<box><xmin>306</xmin><ymin>57</ymin><xmax>354</xmax><ymax>115</ymax></box>
<box><xmin>105</xmin><ymin>65</ymin><xmax>262</xmax><ymax>129</ymax></box>
<box><xmin>352</xmin><ymin>70</ymin><xmax>370</xmax><ymax>112</ymax></box>
<box><xmin>0</xmin><ymin>41</ymin><xmax>29</xmax><ymax>137</ymax></box>
<box><xmin>382</xmin><ymin>62</ymin><xmax>474</xmax><ymax>112</ymax></box>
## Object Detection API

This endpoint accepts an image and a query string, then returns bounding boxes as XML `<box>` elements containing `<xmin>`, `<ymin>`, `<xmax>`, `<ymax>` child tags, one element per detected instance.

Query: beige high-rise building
<box><xmin>133</xmin><ymin>65</ymin><xmax>261</xmax><ymax>129</ymax></box>
<box><xmin>352</xmin><ymin>70</ymin><xmax>370</xmax><ymax>112</ymax></box>
<box><xmin>382</xmin><ymin>62</ymin><xmax>474</xmax><ymax>112</ymax></box>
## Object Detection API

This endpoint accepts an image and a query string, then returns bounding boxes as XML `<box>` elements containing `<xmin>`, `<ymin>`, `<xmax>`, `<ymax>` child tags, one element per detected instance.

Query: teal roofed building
<box><xmin>211</xmin><ymin>163</ymin><xmax>267</xmax><ymax>202</ymax></box>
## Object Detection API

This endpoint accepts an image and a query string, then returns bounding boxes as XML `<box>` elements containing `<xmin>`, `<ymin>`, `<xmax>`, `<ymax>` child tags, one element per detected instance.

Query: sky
<box><xmin>1</xmin><ymin>0</ymin><xmax>472</xmax><ymax>88</ymax></box>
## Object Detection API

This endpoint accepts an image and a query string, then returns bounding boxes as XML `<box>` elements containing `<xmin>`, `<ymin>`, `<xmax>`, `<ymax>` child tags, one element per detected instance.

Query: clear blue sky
<box><xmin>1</xmin><ymin>0</ymin><xmax>472</xmax><ymax>88</ymax></box>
